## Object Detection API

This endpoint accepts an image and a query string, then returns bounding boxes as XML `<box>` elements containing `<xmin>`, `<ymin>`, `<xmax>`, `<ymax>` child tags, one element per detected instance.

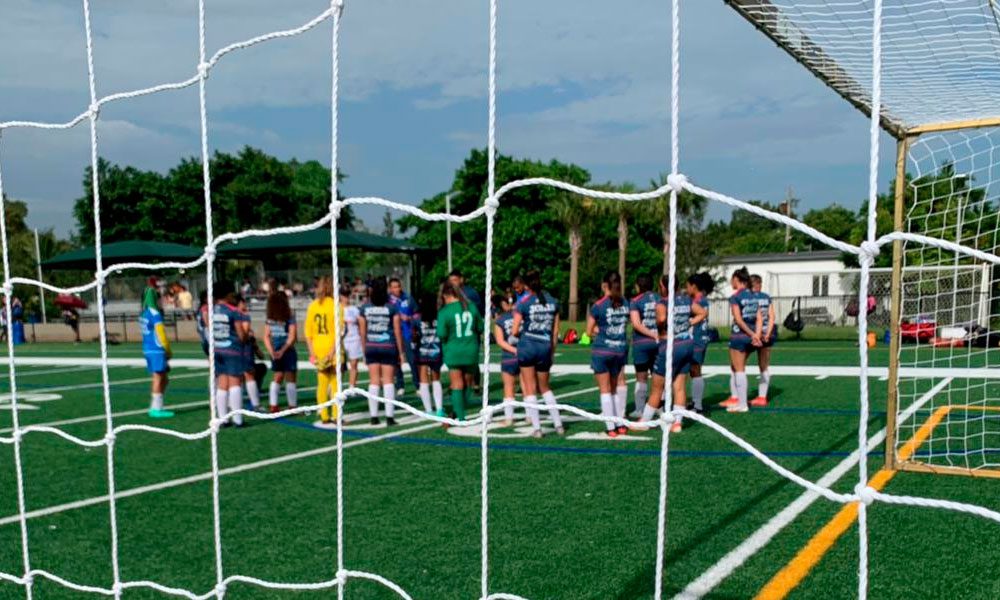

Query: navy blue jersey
<box><xmin>516</xmin><ymin>291</ymin><xmax>559</xmax><ymax>344</ymax></box>
<box><xmin>630</xmin><ymin>291</ymin><xmax>660</xmax><ymax>347</ymax></box>
<box><xmin>361</xmin><ymin>302</ymin><xmax>399</xmax><ymax>349</ymax></box>
<box><xmin>729</xmin><ymin>288</ymin><xmax>759</xmax><ymax>335</ymax></box>
<box><xmin>212</xmin><ymin>303</ymin><xmax>248</xmax><ymax>357</ymax></box>
<box><xmin>266</xmin><ymin>313</ymin><xmax>296</xmax><ymax>349</ymax></box>
<box><xmin>693</xmin><ymin>293</ymin><xmax>710</xmax><ymax>347</ymax></box>
<box><xmin>495</xmin><ymin>310</ymin><xmax>516</xmax><ymax>361</ymax></box>
<box><xmin>755</xmin><ymin>291</ymin><xmax>773</xmax><ymax>331</ymax></box>
<box><xmin>590</xmin><ymin>296</ymin><xmax>630</xmax><ymax>353</ymax></box>
<box><xmin>660</xmin><ymin>294</ymin><xmax>694</xmax><ymax>342</ymax></box>
<box><xmin>413</xmin><ymin>315</ymin><xmax>441</xmax><ymax>362</ymax></box>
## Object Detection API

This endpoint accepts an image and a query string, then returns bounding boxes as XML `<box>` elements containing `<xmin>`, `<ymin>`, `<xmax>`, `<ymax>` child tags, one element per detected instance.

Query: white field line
<box><xmin>0</xmin><ymin>358</ymin><xmax>996</xmax><ymax>379</ymax></box>
<box><xmin>0</xmin><ymin>422</ymin><xmax>439</xmax><ymax>528</ymax></box>
<box><xmin>0</xmin><ymin>365</ymin><xmax>97</xmax><ymax>379</ymax></box>
<box><xmin>672</xmin><ymin>376</ymin><xmax>954</xmax><ymax>600</ymax></box>
<box><xmin>0</xmin><ymin>371</ymin><xmax>206</xmax><ymax>395</ymax></box>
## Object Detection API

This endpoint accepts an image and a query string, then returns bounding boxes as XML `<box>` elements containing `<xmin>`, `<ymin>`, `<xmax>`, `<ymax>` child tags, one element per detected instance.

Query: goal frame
<box><xmin>885</xmin><ymin>122</ymin><xmax>1000</xmax><ymax>477</ymax></box>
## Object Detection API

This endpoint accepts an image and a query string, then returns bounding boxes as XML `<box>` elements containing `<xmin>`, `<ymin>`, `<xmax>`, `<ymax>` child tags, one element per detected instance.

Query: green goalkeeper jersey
<box><xmin>436</xmin><ymin>300</ymin><xmax>483</xmax><ymax>367</ymax></box>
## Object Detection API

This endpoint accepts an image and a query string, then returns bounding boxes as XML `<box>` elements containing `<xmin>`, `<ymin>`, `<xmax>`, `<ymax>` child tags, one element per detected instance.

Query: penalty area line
<box><xmin>673</xmin><ymin>376</ymin><xmax>954</xmax><ymax>600</ymax></box>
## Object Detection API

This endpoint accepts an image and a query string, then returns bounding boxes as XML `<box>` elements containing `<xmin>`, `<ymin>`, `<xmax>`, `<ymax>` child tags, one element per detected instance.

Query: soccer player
<box><xmin>359</xmin><ymin>277</ymin><xmax>405</xmax><ymax>426</ymax></box>
<box><xmin>339</xmin><ymin>284</ymin><xmax>362</xmax><ymax>389</ymax></box>
<box><xmin>213</xmin><ymin>283</ymin><xmax>250</xmax><ymax>427</ymax></box>
<box><xmin>305</xmin><ymin>276</ymin><xmax>344</xmax><ymax>425</ymax></box>
<box><xmin>687</xmin><ymin>272</ymin><xmax>715</xmax><ymax>413</ymax></box>
<box><xmin>720</xmin><ymin>267</ymin><xmax>761</xmax><ymax>413</ymax></box>
<box><xmin>750</xmin><ymin>274</ymin><xmax>776</xmax><ymax>407</ymax></box>
<box><xmin>389</xmin><ymin>277</ymin><xmax>418</xmax><ymax>394</ymax></box>
<box><xmin>437</xmin><ymin>282</ymin><xmax>483</xmax><ymax>421</ymax></box>
<box><xmin>237</xmin><ymin>297</ymin><xmax>263</xmax><ymax>412</ymax></box>
<box><xmin>264</xmin><ymin>289</ymin><xmax>298</xmax><ymax>413</ymax></box>
<box><xmin>139</xmin><ymin>286</ymin><xmax>173</xmax><ymax>418</ymax></box>
<box><xmin>511</xmin><ymin>269</ymin><xmax>565</xmax><ymax>438</ymax></box>
<box><xmin>511</xmin><ymin>275</ymin><xmax>530</xmax><ymax>303</ymax></box>
<box><xmin>640</xmin><ymin>275</ymin><xmax>707</xmax><ymax>433</ymax></box>
<box><xmin>588</xmin><ymin>272</ymin><xmax>630</xmax><ymax>437</ymax></box>
<box><xmin>492</xmin><ymin>293</ymin><xmax>519</xmax><ymax>427</ymax></box>
<box><xmin>629</xmin><ymin>274</ymin><xmax>660</xmax><ymax>418</ymax></box>
<box><xmin>196</xmin><ymin>290</ymin><xmax>209</xmax><ymax>356</ymax></box>
<box><xmin>413</xmin><ymin>293</ymin><xmax>444</xmax><ymax>415</ymax></box>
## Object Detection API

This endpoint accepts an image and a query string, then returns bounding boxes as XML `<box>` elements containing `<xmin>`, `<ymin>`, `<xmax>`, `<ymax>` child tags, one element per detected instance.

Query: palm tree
<box><xmin>602</xmin><ymin>182</ymin><xmax>639</xmax><ymax>284</ymax></box>
<box><xmin>646</xmin><ymin>174</ymin><xmax>707</xmax><ymax>276</ymax></box>
<box><xmin>550</xmin><ymin>193</ymin><xmax>592</xmax><ymax>322</ymax></box>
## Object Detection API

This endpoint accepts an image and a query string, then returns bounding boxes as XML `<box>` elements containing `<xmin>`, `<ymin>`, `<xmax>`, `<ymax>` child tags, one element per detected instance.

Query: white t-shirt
<box><xmin>343</xmin><ymin>304</ymin><xmax>361</xmax><ymax>343</ymax></box>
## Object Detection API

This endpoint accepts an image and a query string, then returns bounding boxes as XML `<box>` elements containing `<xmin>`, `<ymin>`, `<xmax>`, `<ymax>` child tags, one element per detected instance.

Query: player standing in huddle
<box><xmin>213</xmin><ymin>283</ymin><xmax>250</xmax><ymax>427</ymax></box>
<box><xmin>721</xmin><ymin>267</ymin><xmax>761</xmax><ymax>413</ymax></box>
<box><xmin>437</xmin><ymin>282</ymin><xmax>483</xmax><ymax>421</ymax></box>
<box><xmin>750</xmin><ymin>274</ymin><xmax>776</xmax><ymax>407</ymax></box>
<box><xmin>412</xmin><ymin>293</ymin><xmax>444</xmax><ymax>415</ymax></box>
<box><xmin>640</xmin><ymin>275</ymin><xmax>707</xmax><ymax>433</ymax></box>
<box><xmin>587</xmin><ymin>272</ymin><xmax>631</xmax><ymax>437</ymax></box>
<box><xmin>306</xmin><ymin>276</ymin><xmax>344</xmax><ymax>425</ymax></box>
<box><xmin>687</xmin><ymin>272</ymin><xmax>715</xmax><ymax>413</ymax></box>
<box><xmin>492</xmin><ymin>293</ymin><xmax>519</xmax><ymax>427</ymax></box>
<box><xmin>389</xmin><ymin>278</ymin><xmax>417</xmax><ymax>395</ymax></box>
<box><xmin>264</xmin><ymin>289</ymin><xmax>298</xmax><ymax>413</ymax></box>
<box><xmin>629</xmin><ymin>275</ymin><xmax>660</xmax><ymax>419</ymax></box>
<box><xmin>339</xmin><ymin>284</ymin><xmax>362</xmax><ymax>390</ymax></box>
<box><xmin>139</xmin><ymin>286</ymin><xmax>173</xmax><ymax>418</ymax></box>
<box><xmin>359</xmin><ymin>278</ymin><xmax>405</xmax><ymax>426</ymax></box>
<box><xmin>511</xmin><ymin>269</ymin><xmax>565</xmax><ymax>438</ymax></box>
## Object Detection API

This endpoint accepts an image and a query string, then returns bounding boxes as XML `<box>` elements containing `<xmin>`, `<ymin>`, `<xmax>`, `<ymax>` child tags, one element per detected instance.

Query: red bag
<box><xmin>562</xmin><ymin>328</ymin><xmax>579</xmax><ymax>344</ymax></box>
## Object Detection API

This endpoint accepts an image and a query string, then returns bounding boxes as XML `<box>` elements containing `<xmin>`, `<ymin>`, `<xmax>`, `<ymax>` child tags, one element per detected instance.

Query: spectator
<box><xmin>241</xmin><ymin>278</ymin><xmax>254</xmax><ymax>299</ymax></box>
<box><xmin>388</xmin><ymin>277</ymin><xmax>418</xmax><ymax>393</ymax></box>
<box><xmin>352</xmin><ymin>277</ymin><xmax>368</xmax><ymax>306</ymax></box>
<box><xmin>10</xmin><ymin>295</ymin><xmax>24</xmax><ymax>345</ymax></box>
<box><xmin>175</xmin><ymin>283</ymin><xmax>194</xmax><ymax>319</ymax></box>
<box><xmin>63</xmin><ymin>307</ymin><xmax>81</xmax><ymax>343</ymax></box>
<box><xmin>449</xmin><ymin>269</ymin><xmax>484</xmax><ymax>317</ymax></box>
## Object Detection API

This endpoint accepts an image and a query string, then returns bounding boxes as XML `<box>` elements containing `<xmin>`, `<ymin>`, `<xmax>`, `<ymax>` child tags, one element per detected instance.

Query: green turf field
<box><xmin>1</xmin><ymin>340</ymin><xmax>999</xmax><ymax>599</ymax></box>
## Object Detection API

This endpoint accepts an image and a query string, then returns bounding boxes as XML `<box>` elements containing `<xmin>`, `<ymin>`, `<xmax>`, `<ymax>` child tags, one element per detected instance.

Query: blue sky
<box><xmin>0</xmin><ymin>0</ymin><xmax>896</xmax><ymax>238</ymax></box>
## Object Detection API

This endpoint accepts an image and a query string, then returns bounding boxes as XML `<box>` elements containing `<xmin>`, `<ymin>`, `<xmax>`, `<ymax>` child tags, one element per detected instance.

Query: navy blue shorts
<box><xmin>501</xmin><ymin>355</ymin><xmax>520</xmax><ymax>376</ymax></box>
<box><xmin>653</xmin><ymin>341</ymin><xmax>694</xmax><ymax>378</ymax></box>
<box><xmin>761</xmin><ymin>330</ymin><xmax>778</xmax><ymax>348</ymax></box>
<box><xmin>632</xmin><ymin>343</ymin><xmax>659</xmax><ymax>372</ymax></box>
<box><xmin>144</xmin><ymin>352</ymin><xmax>169</xmax><ymax>375</ymax></box>
<box><xmin>271</xmin><ymin>348</ymin><xmax>298</xmax><ymax>373</ymax></box>
<box><xmin>591</xmin><ymin>351</ymin><xmax>626</xmax><ymax>378</ymax></box>
<box><xmin>215</xmin><ymin>353</ymin><xmax>244</xmax><ymax>377</ymax></box>
<box><xmin>365</xmin><ymin>346</ymin><xmax>399</xmax><ymax>366</ymax></box>
<box><xmin>242</xmin><ymin>346</ymin><xmax>255</xmax><ymax>373</ymax></box>
<box><xmin>517</xmin><ymin>340</ymin><xmax>553</xmax><ymax>373</ymax></box>
<box><xmin>418</xmin><ymin>359</ymin><xmax>443</xmax><ymax>373</ymax></box>
<box><xmin>200</xmin><ymin>338</ymin><xmax>209</xmax><ymax>357</ymax></box>
<box><xmin>692</xmin><ymin>344</ymin><xmax>707</xmax><ymax>365</ymax></box>
<box><xmin>729</xmin><ymin>333</ymin><xmax>754</xmax><ymax>353</ymax></box>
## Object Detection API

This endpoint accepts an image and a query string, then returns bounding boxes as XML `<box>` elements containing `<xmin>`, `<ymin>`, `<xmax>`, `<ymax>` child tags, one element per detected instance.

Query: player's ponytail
<box><xmin>370</xmin><ymin>277</ymin><xmax>389</xmax><ymax>306</ymax></box>
<box><xmin>441</xmin><ymin>281</ymin><xmax>468</xmax><ymax>311</ymax></box>
<box><xmin>524</xmin><ymin>269</ymin><xmax>546</xmax><ymax>305</ymax></box>
<box><xmin>688</xmin><ymin>272</ymin><xmax>715</xmax><ymax>296</ymax></box>
<box><xmin>732</xmin><ymin>267</ymin><xmax>751</xmax><ymax>289</ymax></box>
<box><xmin>604</xmin><ymin>271</ymin><xmax>624</xmax><ymax>309</ymax></box>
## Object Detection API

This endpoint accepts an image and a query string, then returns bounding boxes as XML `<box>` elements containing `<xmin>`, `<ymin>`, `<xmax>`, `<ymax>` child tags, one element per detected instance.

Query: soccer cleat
<box><xmin>616</xmin><ymin>425</ymin><xmax>628</xmax><ymax>435</ymax></box>
<box><xmin>370</xmin><ymin>416</ymin><xmax>380</xmax><ymax>426</ymax></box>
<box><xmin>606</xmin><ymin>429</ymin><xmax>619</xmax><ymax>438</ymax></box>
<box><xmin>531</xmin><ymin>429</ymin><xmax>543</xmax><ymax>439</ymax></box>
<box><xmin>726</xmin><ymin>405</ymin><xmax>749</xmax><ymax>413</ymax></box>
<box><xmin>386</xmin><ymin>417</ymin><xmax>397</xmax><ymax>427</ymax></box>
<box><xmin>436</xmin><ymin>408</ymin><xmax>446</xmax><ymax>418</ymax></box>
<box><xmin>269</xmin><ymin>405</ymin><xmax>280</xmax><ymax>414</ymax></box>
<box><xmin>719</xmin><ymin>397</ymin><xmax>739</xmax><ymax>408</ymax></box>
<box><xmin>750</xmin><ymin>396</ymin><xmax>769</xmax><ymax>407</ymax></box>
<box><xmin>321</xmin><ymin>418</ymin><xmax>331</xmax><ymax>425</ymax></box>
<box><xmin>148</xmin><ymin>409</ymin><xmax>175</xmax><ymax>419</ymax></box>
<box><xmin>628</xmin><ymin>410</ymin><xmax>642</xmax><ymax>420</ymax></box>
<box><xmin>555</xmin><ymin>426</ymin><xmax>566</xmax><ymax>436</ymax></box>
<box><xmin>670</xmin><ymin>421</ymin><xmax>682</xmax><ymax>433</ymax></box>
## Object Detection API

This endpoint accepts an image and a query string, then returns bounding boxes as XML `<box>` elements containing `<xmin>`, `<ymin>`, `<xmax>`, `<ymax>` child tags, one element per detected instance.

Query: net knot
<box><xmin>104</xmin><ymin>431</ymin><xmax>116</xmax><ymax>446</ymax></box>
<box><xmin>660</xmin><ymin>411</ymin><xmax>677</xmax><ymax>425</ymax></box>
<box><xmin>859</xmin><ymin>241</ymin><xmax>880</xmax><ymax>264</ymax></box>
<box><xmin>484</xmin><ymin>195</ymin><xmax>500</xmax><ymax>216</ymax></box>
<box><xmin>666</xmin><ymin>173</ymin><xmax>688</xmax><ymax>193</ymax></box>
<box><xmin>197</xmin><ymin>62</ymin><xmax>211</xmax><ymax>80</ymax></box>
<box><xmin>854</xmin><ymin>483</ymin><xmax>876</xmax><ymax>506</ymax></box>
<box><xmin>330</xmin><ymin>200</ymin><xmax>344</xmax><ymax>220</ymax></box>
<box><xmin>204</xmin><ymin>247</ymin><xmax>216</xmax><ymax>261</ymax></box>
<box><xmin>209</xmin><ymin>418</ymin><xmax>225</xmax><ymax>433</ymax></box>
<box><xmin>87</xmin><ymin>102</ymin><xmax>100</xmax><ymax>120</ymax></box>
<box><xmin>95</xmin><ymin>272</ymin><xmax>107</xmax><ymax>286</ymax></box>
<box><xmin>214</xmin><ymin>582</ymin><xmax>227</xmax><ymax>597</ymax></box>
<box><xmin>111</xmin><ymin>582</ymin><xmax>123</xmax><ymax>597</ymax></box>
<box><xmin>12</xmin><ymin>429</ymin><xmax>23</xmax><ymax>444</ymax></box>
<box><xmin>21</xmin><ymin>571</ymin><xmax>33</xmax><ymax>586</ymax></box>
<box><xmin>335</xmin><ymin>569</ymin><xmax>348</xmax><ymax>585</ymax></box>
<box><xmin>331</xmin><ymin>0</ymin><xmax>345</xmax><ymax>12</ymax></box>
<box><xmin>1</xmin><ymin>282</ymin><xmax>12</xmax><ymax>296</ymax></box>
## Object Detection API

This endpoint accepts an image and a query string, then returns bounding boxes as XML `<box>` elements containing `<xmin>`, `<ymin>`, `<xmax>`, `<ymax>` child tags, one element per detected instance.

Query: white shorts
<box><xmin>344</xmin><ymin>338</ymin><xmax>363</xmax><ymax>361</ymax></box>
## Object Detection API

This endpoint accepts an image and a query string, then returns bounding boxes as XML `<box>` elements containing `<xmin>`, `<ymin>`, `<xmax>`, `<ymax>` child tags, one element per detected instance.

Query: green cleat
<box><xmin>148</xmin><ymin>409</ymin><xmax>175</xmax><ymax>419</ymax></box>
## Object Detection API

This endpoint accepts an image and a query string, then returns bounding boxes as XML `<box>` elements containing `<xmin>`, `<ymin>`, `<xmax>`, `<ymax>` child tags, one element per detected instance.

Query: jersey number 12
<box><xmin>454</xmin><ymin>311</ymin><xmax>473</xmax><ymax>338</ymax></box>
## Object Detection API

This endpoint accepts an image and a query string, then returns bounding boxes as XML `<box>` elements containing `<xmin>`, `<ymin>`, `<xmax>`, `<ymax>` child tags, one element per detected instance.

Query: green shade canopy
<box><xmin>41</xmin><ymin>240</ymin><xmax>204</xmax><ymax>270</ymax></box>
<box><xmin>216</xmin><ymin>228</ymin><xmax>425</xmax><ymax>258</ymax></box>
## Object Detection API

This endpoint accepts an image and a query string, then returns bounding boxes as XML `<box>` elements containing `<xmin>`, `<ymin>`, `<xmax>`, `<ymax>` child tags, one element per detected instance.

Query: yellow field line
<box><xmin>753</xmin><ymin>405</ymin><xmax>952</xmax><ymax>600</ymax></box>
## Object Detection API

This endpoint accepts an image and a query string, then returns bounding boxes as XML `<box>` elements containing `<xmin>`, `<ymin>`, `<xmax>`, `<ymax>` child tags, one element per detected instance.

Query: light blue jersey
<box><xmin>139</xmin><ymin>307</ymin><xmax>165</xmax><ymax>355</ymax></box>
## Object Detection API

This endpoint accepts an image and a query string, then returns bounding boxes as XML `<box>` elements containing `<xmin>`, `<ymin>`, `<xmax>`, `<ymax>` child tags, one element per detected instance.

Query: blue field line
<box><xmin>275</xmin><ymin>416</ymin><xmax>873</xmax><ymax>460</ymax></box>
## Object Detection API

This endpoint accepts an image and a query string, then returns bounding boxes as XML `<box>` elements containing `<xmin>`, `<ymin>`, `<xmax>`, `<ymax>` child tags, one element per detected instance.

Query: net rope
<box><xmin>1</xmin><ymin>1</ymin><xmax>1000</xmax><ymax>598</ymax></box>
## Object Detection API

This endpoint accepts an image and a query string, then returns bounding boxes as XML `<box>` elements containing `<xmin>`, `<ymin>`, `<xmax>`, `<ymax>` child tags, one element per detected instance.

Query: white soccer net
<box><xmin>893</xmin><ymin>129</ymin><xmax>1000</xmax><ymax>474</ymax></box>
<box><xmin>2</xmin><ymin>1</ymin><xmax>1000</xmax><ymax>599</ymax></box>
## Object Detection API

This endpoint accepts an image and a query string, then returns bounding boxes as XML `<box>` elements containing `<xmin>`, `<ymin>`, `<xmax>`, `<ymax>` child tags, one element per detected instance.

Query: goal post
<box><xmin>886</xmin><ymin>124</ymin><xmax>1000</xmax><ymax>477</ymax></box>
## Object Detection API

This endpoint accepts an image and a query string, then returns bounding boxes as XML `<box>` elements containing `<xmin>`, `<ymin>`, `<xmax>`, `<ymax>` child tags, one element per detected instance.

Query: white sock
<box><xmin>432</xmin><ymin>381</ymin><xmax>444</xmax><ymax>412</ymax></box>
<box><xmin>615</xmin><ymin>385</ymin><xmax>627</xmax><ymax>418</ymax></box>
<box><xmin>367</xmin><ymin>384</ymin><xmax>380</xmax><ymax>417</ymax></box>
<box><xmin>418</xmin><ymin>382</ymin><xmax>433</xmax><ymax>413</ymax></box>
<box><xmin>228</xmin><ymin>386</ymin><xmax>243</xmax><ymax>425</ymax></box>
<box><xmin>735</xmin><ymin>372</ymin><xmax>748</xmax><ymax>409</ymax></box>
<box><xmin>215</xmin><ymin>388</ymin><xmax>228</xmax><ymax>420</ymax></box>
<box><xmin>524</xmin><ymin>395</ymin><xmax>541</xmax><ymax>430</ymax></box>
<box><xmin>151</xmin><ymin>393</ymin><xmax>164</xmax><ymax>412</ymax></box>
<box><xmin>759</xmin><ymin>370</ymin><xmax>770</xmax><ymax>399</ymax></box>
<box><xmin>641</xmin><ymin>403</ymin><xmax>658</xmax><ymax>422</ymax></box>
<box><xmin>269</xmin><ymin>382</ymin><xmax>280</xmax><ymax>407</ymax></box>
<box><xmin>634</xmin><ymin>381</ymin><xmax>648</xmax><ymax>414</ymax></box>
<box><xmin>692</xmin><ymin>377</ymin><xmax>705</xmax><ymax>411</ymax></box>
<box><xmin>503</xmin><ymin>397</ymin><xmax>515</xmax><ymax>421</ymax></box>
<box><xmin>600</xmin><ymin>393</ymin><xmax>615</xmax><ymax>431</ymax></box>
<box><xmin>730</xmin><ymin>373</ymin><xmax>737</xmax><ymax>399</ymax></box>
<box><xmin>383</xmin><ymin>383</ymin><xmax>396</xmax><ymax>418</ymax></box>
<box><xmin>245</xmin><ymin>380</ymin><xmax>260</xmax><ymax>409</ymax></box>
<box><xmin>542</xmin><ymin>390</ymin><xmax>563</xmax><ymax>429</ymax></box>
<box><xmin>286</xmin><ymin>383</ymin><xmax>298</xmax><ymax>408</ymax></box>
